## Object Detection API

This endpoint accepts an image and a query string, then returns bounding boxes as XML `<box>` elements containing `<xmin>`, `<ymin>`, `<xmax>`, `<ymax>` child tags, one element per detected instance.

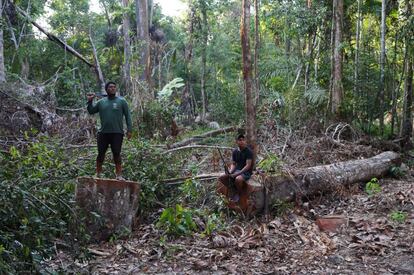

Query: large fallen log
<box><xmin>217</xmin><ymin>151</ymin><xmax>400</xmax><ymax>215</ymax></box>
<box><xmin>76</xmin><ymin>177</ymin><xmax>140</xmax><ymax>241</ymax></box>
<box><xmin>168</xmin><ymin>126</ymin><xmax>236</xmax><ymax>149</ymax></box>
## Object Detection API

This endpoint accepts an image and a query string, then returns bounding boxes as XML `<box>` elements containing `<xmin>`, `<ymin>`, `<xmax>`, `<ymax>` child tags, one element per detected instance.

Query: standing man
<box><xmin>218</xmin><ymin>134</ymin><xmax>253</xmax><ymax>202</ymax></box>
<box><xmin>87</xmin><ymin>81</ymin><xmax>132</xmax><ymax>180</ymax></box>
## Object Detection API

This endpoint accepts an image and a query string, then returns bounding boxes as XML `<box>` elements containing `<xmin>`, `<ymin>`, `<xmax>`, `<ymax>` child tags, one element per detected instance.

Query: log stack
<box><xmin>76</xmin><ymin>177</ymin><xmax>140</xmax><ymax>241</ymax></box>
<box><xmin>217</xmin><ymin>151</ymin><xmax>400</xmax><ymax>216</ymax></box>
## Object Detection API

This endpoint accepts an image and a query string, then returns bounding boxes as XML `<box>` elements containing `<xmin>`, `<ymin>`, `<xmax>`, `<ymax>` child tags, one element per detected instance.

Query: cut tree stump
<box><xmin>217</xmin><ymin>151</ymin><xmax>400</xmax><ymax>215</ymax></box>
<box><xmin>76</xmin><ymin>177</ymin><xmax>140</xmax><ymax>241</ymax></box>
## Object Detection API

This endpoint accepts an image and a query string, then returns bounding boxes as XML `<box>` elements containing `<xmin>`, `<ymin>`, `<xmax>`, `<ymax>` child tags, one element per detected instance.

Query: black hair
<box><xmin>105</xmin><ymin>81</ymin><xmax>116</xmax><ymax>91</ymax></box>
<box><xmin>236</xmin><ymin>134</ymin><xmax>245</xmax><ymax>140</ymax></box>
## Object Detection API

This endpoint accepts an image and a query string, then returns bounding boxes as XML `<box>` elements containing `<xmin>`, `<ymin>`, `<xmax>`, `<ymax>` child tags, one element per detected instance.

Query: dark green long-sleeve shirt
<box><xmin>87</xmin><ymin>96</ymin><xmax>132</xmax><ymax>134</ymax></box>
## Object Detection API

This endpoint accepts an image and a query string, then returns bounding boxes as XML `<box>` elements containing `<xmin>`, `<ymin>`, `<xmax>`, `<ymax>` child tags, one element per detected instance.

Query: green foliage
<box><xmin>0</xmin><ymin>140</ymin><xmax>83</xmax><ymax>273</ymax></box>
<box><xmin>156</xmin><ymin>204</ymin><xmax>197</xmax><ymax>236</ymax></box>
<box><xmin>389</xmin><ymin>166</ymin><xmax>405</xmax><ymax>178</ymax></box>
<box><xmin>389</xmin><ymin>211</ymin><xmax>407</xmax><ymax>223</ymax></box>
<box><xmin>157</xmin><ymin>78</ymin><xmax>185</xmax><ymax>102</ymax></box>
<box><xmin>141</xmin><ymin>101</ymin><xmax>175</xmax><ymax>139</ymax></box>
<box><xmin>257</xmin><ymin>153</ymin><xmax>282</xmax><ymax>173</ymax></box>
<box><xmin>271</xmin><ymin>200</ymin><xmax>294</xmax><ymax>216</ymax></box>
<box><xmin>365</xmin><ymin>178</ymin><xmax>381</xmax><ymax>196</ymax></box>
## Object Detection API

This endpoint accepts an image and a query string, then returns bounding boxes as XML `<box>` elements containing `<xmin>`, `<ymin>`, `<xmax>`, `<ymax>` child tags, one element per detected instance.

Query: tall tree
<box><xmin>0</xmin><ymin>0</ymin><xmax>6</xmax><ymax>83</ymax></box>
<box><xmin>353</xmin><ymin>0</ymin><xmax>362</xmax><ymax>95</ymax></box>
<box><xmin>241</xmin><ymin>0</ymin><xmax>257</xmax><ymax>150</ymax></box>
<box><xmin>400</xmin><ymin>0</ymin><xmax>413</xmax><ymax>147</ymax></box>
<box><xmin>379</xmin><ymin>0</ymin><xmax>387</xmax><ymax>134</ymax></box>
<box><xmin>122</xmin><ymin>0</ymin><xmax>132</xmax><ymax>94</ymax></box>
<box><xmin>254</xmin><ymin>0</ymin><xmax>260</xmax><ymax>106</ymax></box>
<box><xmin>199</xmin><ymin>0</ymin><xmax>208</xmax><ymax>122</ymax></box>
<box><xmin>135</xmin><ymin>0</ymin><xmax>151</xmax><ymax>88</ymax></box>
<box><xmin>330</xmin><ymin>0</ymin><xmax>344</xmax><ymax>116</ymax></box>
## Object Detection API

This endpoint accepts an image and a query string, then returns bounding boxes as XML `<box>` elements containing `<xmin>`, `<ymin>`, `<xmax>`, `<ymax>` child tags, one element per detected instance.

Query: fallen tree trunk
<box><xmin>217</xmin><ymin>151</ymin><xmax>400</xmax><ymax>215</ymax></box>
<box><xmin>168</xmin><ymin>126</ymin><xmax>236</xmax><ymax>149</ymax></box>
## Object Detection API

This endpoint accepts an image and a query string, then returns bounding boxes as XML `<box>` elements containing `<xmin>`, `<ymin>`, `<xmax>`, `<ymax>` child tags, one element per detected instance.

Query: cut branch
<box><xmin>166</xmin><ymin>145</ymin><xmax>233</xmax><ymax>153</ymax></box>
<box><xmin>168</xmin><ymin>126</ymin><xmax>236</xmax><ymax>149</ymax></box>
<box><xmin>13</xmin><ymin>3</ymin><xmax>95</xmax><ymax>68</ymax></box>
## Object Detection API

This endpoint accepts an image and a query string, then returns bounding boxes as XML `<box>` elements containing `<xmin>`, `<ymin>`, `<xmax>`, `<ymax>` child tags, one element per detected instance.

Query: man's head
<box><xmin>105</xmin><ymin>81</ymin><xmax>117</xmax><ymax>96</ymax></box>
<box><xmin>236</xmin><ymin>134</ymin><xmax>247</xmax><ymax>149</ymax></box>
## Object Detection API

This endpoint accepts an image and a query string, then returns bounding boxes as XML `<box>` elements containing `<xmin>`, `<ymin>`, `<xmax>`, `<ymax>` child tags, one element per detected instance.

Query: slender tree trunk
<box><xmin>122</xmin><ymin>0</ymin><xmax>132</xmax><ymax>95</ymax></box>
<box><xmin>0</xmin><ymin>0</ymin><xmax>6</xmax><ymax>83</ymax></box>
<box><xmin>254</xmin><ymin>0</ymin><xmax>260</xmax><ymax>106</ymax></box>
<box><xmin>89</xmin><ymin>33</ymin><xmax>106</xmax><ymax>94</ymax></box>
<box><xmin>330</xmin><ymin>0</ymin><xmax>344</xmax><ymax>116</ymax></box>
<box><xmin>391</xmin><ymin>32</ymin><xmax>399</xmax><ymax>136</ymax></box>
<box><xmin>400</xmin><ymin>0</ymin><xmax>413</xmax><ymax>147</ymax></box>
<box><xmin>379</xmin><ymin>0</ymin><xmax>387</xmax><ymax>134</ymax></box>
<box><xmin>135</xmin><ymin>0</ymin><xmax>150</xmax><ymax>88</ymax></box>
<box><xmin>401</xmin><ymin>55</ymin><xmax>413</xmax><ymax>146</ymax></box>
<box><xmin>241</xmin><ymin>0</ymin><xmax>257</xmax><ymax>151</ymax></box>
<box><xmin>354</xmin><ymin>0</ymin><xmax>362</xmax><ymax>95</ymax></box>
<box><xmin>200</xmin><ymin>3</ymin><xmax>208</xmax><ymax>122</ymax></box>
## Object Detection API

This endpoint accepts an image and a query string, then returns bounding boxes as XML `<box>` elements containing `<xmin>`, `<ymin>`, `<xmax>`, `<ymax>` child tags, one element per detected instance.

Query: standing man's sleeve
<box><xmin>123</xmin><ymin>100</ymin><xmax>133</xmax><ymax>133</ymax></box>
<box><xmin>87</xmin><ymin>100</ymin><xmax>99</xmax><ymax>114</ymax></box>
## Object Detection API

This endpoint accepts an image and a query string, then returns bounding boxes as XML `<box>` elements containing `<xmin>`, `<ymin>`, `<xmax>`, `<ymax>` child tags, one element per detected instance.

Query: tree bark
<box><xmin>135</xmin><ymin>0</ymin><xmax>151</xmax><ymax>87</ymax></box>
<box><xmin>330</xmin><ymin>0</ymin><xmax>344</xmax><ymax>116</ymax></box>
<box><xmin>241</xmin><ymin>0</ymin><xmax>257</xmax><ymax>152</ymax></box>
<box><xmin>89</xmin><ymin>32</ymin><xmax>106</xmax><ymax>94</ymax></box>
<box><xmin>0</xmin><ymin>0</ymin><xmax>6</xmax><ymax>83</ymax></box>
<box><xmin>200</xmin><ymin>2</ymin><xmax>208</xmax><ymax>122</ymax></box>
<box><xmin>379</xmin><ymin>0</ymin><xmax>387</xmax><ymax>134</ymax></box>
<box><xmin>122</xmin><ymin>0</ymin><xmax>132</xmax><ymax>95</ymax></box>
<box><xmin>353</xmin><ymin>0</ymin><xmax>362</xmax><ymax>95</ymax></box>
<box><xmin>218</xmin><ymin>151</ymin><xmax>400</xmax><ymax>215</ymax></box>
<box><xmin>254</xmin><ymin>0</ymin><xmax>260</xmax><ymax>106</ymax></box>
<box><xmin>400</xmin><ymin>0</ymin><xmax>413</xmax><ymax>147</ymax></box>
<box><xmin>76</xmin><ymin>177</ymin><xmax>140</xmax><ymax>242</ymax></box>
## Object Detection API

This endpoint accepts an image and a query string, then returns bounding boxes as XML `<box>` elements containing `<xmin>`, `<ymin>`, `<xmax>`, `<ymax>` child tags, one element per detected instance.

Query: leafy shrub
<box><xmin>365</xmin><ymin>178</ymin><xmax>381</xmax><ymax>195</ymax></box>
<box><xmin>257</xmin><ymin>153</ymin><xmax>282</xmax><ymax>173</ymax></box>
<box><xmin>0</xmin><ymin>141</ymin><xmax>82</xmax><ymax>273</ymax></box>
<box><xmin>389</xmin><ymin>211</ymin><xmax>407</xmax><ymax>223</ymax></box>
<box><xmin>156</xmin><ymin>204</ymin><xmax>197</xmax><ymax>236</ymax></box>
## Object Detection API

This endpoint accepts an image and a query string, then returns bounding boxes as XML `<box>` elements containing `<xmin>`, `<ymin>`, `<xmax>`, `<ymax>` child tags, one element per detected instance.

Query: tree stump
<box><xmin>76</xmin><ymin>177</ymin><xmax>140</xmax><ymax>241</ymax></box>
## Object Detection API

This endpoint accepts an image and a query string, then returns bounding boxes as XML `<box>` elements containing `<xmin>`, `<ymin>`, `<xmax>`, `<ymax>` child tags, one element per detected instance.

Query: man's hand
<box><xmin>230</xmin><ymin>172</ymin><xmax>239</xmax><ymax>178</ymax></box>
<box><xmin>127</xmin><ymin>132</ymin><xmax>132</xmax><ymax>140</ymax></box>
<box><xmin>86</xmin><ymin>93</ymin><xmax>95</xmax><ymax>102</ymax></box>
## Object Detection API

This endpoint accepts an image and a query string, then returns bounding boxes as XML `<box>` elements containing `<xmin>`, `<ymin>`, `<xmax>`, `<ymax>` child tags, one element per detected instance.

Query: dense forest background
<box><xmin>0</xmin><ymin>0</ymin><xmax>413</xmax><ymax>273</ymax></box>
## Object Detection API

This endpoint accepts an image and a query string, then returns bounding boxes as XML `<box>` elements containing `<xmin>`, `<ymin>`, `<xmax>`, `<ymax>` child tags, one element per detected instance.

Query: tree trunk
<box><xmin>401</xmin><ymin>55</ymin><xmax>413</xmax><ymax>147</ymax></box>
<box><xmin>379</xmin><ymin>0</ymin><xmax>387</xmax><ymax>134</ymax></box>
<box><xmin>200</xmin><ymin>3</ymin><xmax>207</xmax><ymax>122</ymax></box>
<box><xmin>353</xmin><ymin>0</ymin><xmax>362</xmax><ymax>95</ymax></box>
<box><xmin>135</xmin><ymin>0</ymin><xmax>151</xmax><ymax>87</ymax></box>
<box><xmin>330</xmin><ymin>0</ymin><xmax>344</xmax><ymax>116</ymax></box>
<box><xmin>76</xmin><ymin>177</ymin><xmax>140</xmax><ymax>242</ymax></box>
<box><xmin>254</xmin><ymin>0</ymin><xmax>260</xmax><ymax>106</ymax></box>
<box><xmin>0</xmin><ymin>0</ymin><xmax>6</xmax><ymax>83</ymax></box>
<box><xmin>400</xmin><ymin>0</ymin><xmax>413</xmax><ymax>147</ymax></box>
<box><xmin>89</xmin><ymin>32</ymin><xmax>106</xmax><ymax>94</ymax></box>
<box><xmin>122</xmin><ymin>0</ymin><xmax>132</xmax><ymax>95</ymax></box>
<box><xmin>241</xmin><ymin>0</ymin><xmax>257</xmax><ymax>152</ymax></box>
<box><xmin>218</xmin><ymin>151</ymin><xmax>400</xmax><ymax>215</ymax></box>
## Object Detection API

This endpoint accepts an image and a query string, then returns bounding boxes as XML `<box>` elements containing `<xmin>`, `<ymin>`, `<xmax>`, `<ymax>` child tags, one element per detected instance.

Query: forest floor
<box><xmin>42</xmin><ymin>124</ymin><xmax>414</xmax><ymax>274</ymax></box>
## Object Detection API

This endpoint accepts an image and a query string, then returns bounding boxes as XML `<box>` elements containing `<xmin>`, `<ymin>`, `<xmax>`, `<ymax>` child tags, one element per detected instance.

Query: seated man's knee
<box><xmin>218</xmin><ymin>174</ymin><xmax>228</xmax><ymax>182</ymax></box>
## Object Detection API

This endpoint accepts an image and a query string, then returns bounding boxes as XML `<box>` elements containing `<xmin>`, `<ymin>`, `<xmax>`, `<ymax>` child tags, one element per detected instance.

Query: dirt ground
<box><xmin>42</xmin><ymin>126</ymin><xmax>414</xmax><ymax>274</ymax></box>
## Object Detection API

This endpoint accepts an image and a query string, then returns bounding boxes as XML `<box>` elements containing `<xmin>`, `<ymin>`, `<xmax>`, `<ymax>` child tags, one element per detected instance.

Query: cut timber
<box><xmin>217</xmin><ymin>151</ymin><xmax>400</xmax><ymax>215</ymax></box>
<box><xmin>76</xmin><ymin>177</ymin><xmax>140</xmax><ymax>241</ymax></box>
<box><xmin>168</xmin><ymin>126</ymin><xmax>236</xmax><ymax>149</ymax></box>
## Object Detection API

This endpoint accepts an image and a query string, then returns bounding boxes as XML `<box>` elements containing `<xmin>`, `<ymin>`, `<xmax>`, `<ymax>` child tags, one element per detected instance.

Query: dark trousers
<box><xmin>97</xmin><ymin>133</ymin><xmax>124</xmax><ymax>164</ymax></box>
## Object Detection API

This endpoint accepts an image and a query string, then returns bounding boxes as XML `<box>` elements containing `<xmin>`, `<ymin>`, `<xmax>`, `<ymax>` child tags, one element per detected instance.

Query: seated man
<box><xmin>219</xmin><ymin>134</ymin><xmax>253</xmax><ymax>202</ymax></box>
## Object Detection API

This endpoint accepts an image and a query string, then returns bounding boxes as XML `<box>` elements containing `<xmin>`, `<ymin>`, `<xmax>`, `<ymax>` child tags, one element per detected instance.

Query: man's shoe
<box><xmin>230</xmin><ymin>194</ymin><xmax>240</xmax><ymax>203</ymax></box>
